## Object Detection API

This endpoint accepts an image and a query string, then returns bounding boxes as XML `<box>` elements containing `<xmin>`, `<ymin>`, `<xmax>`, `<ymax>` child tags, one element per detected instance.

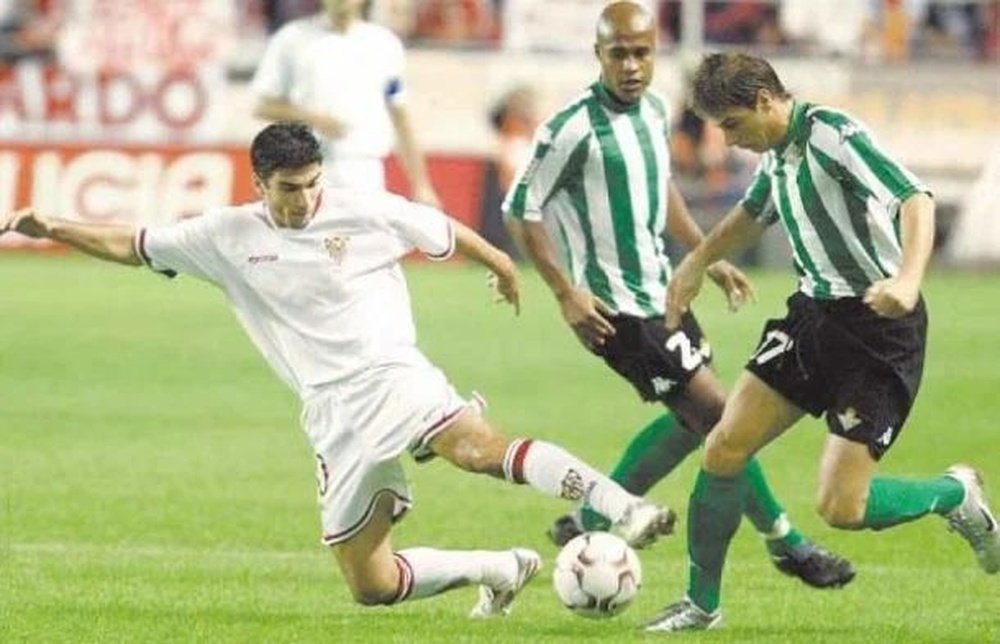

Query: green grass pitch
<box><xmin>2</xmin><ymin>253</ymin><xmax>998</xmax><ymax>642</ymax></box>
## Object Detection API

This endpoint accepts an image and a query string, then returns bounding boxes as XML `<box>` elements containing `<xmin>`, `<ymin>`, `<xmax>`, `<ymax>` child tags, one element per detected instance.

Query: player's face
<box><xmin>595</xmin><ymin>26</ymin><xmax>655</xmax><ymax>104</ymax></box>
<box><xmin>256</xmin><ymin>164</ymin><xmax>324</xmax><ymax>229</ymax></box>
<box><xmin>712</xmin><ymin>90</ymin><xmax>788</xmax><ymax>153</ymax></box>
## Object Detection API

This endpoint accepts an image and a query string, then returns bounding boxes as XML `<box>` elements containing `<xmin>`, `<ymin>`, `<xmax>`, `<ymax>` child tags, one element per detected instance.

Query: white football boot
<box><xmin>644</xmin><ymin>598</ymin><xmax>722</xmax><ymax>632</ymax></box>
<box><xmin>944</xmin><ymin>465</ymin><xmax>1000</xmax><ymax>574</ymax></box>
<box><xmin>469</xmin><ymin>548</ymin><xmax>542</xmax><ymax>618</ymax></box>
<box><xmin>612</xmin><ymin>501</ymin><xmax>676</xmax><ymax>549</ymax></box>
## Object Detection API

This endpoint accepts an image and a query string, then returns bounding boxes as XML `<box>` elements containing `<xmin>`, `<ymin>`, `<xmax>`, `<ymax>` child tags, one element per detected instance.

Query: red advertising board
<box><xmin>0</xmin><ymin>144</ymin><xmax>487</xmax><ymax>248</ymax></box>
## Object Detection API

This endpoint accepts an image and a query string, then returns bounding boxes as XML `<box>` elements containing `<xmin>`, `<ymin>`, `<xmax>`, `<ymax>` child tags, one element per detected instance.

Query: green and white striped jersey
<box><xmin>742</xmin><ymin>101</ymin><xmax>929</xmax><ymax>299</ymax></box>
<box><xmin>503</xmin><ymin>82</ymin><xmax>673</xmax><ymax>318</ymax></box>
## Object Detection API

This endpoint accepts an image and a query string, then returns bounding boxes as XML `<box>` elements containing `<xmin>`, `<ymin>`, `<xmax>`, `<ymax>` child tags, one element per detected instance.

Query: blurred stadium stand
<box><xmin>1</xmin><ymin>0</ymin><xmax>997</xmax><ymax>264</ymax></box>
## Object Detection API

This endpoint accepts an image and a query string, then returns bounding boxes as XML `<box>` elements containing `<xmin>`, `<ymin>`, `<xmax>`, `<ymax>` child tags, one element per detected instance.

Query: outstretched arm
<box><xmin>665</xmin><ymin>204</ymin><xmax>766</xmax><ymax>328</ymax></box>
<box><xmin>1</xmin><ymin>208</ymin><xmax>140</xmax><ymax>266</ymax></box>
<box><xmin>453</xmin><ymin>219</ymin><xmax>520</xmax><ymax>314</ymax></box>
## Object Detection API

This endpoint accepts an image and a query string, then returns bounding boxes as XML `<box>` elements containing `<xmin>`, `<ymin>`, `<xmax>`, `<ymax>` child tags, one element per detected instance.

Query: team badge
<box><xmin>836</xmin><ymin>407</ymin><xmax>862</xmax><ymax>432</ymax></box>
<box><xmin>323</xmin><ymin>235</ymin><xmax>350</xmax><ymax>266</ymax></box>
<box><xmin>560</xmin><ymin>468</ymin><xmax>587</xmax><ymax>501</ymax></box>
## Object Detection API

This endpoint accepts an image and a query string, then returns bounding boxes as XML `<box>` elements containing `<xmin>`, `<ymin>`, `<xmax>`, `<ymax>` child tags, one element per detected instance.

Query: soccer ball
<box><xmin>552</xmin><ymin>531</ymin><xmax>642</xmax><ymax>618</ymax></box>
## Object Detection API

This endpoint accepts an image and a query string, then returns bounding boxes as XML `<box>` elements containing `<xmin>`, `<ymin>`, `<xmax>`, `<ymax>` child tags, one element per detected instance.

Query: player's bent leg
<box><xmin>331</xmin><ymin>492</ymin><xmax>408</xmax><ymax>606</ymax></box>
<box><xmin>430</xmin><ymin>413</ymin><xmax>675</xmax><ymax>548</ymax></box>
<box><xmin>331</xmin><ymin>492</ymin><xmax>544</xmax><ymax>613</ymax></box>
<box><xmin>817</xmin><ymin>435</ymin><xmax>879</xmax><ymax>529</ymax></box>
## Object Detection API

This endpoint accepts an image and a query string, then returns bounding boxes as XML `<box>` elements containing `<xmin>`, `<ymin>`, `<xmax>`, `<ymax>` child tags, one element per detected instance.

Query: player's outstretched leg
<box><xmin>943</xmin><ymin>465</ymin><xmax>1000</xmax><ymax>573</ymax></box>
<box><xmin>430</xmin><ymin>413</ymin><xmax>675</xmax><ymax>549</ymax></box>
<box><xmin>548</xmin><ymin>413</ymin><xmax>699</xmax><ymax>546</ymax></box>
<box><xmin>502</xmin><ymin>436</ymin><xmax>676</xmax><ymax>549</ymax></box>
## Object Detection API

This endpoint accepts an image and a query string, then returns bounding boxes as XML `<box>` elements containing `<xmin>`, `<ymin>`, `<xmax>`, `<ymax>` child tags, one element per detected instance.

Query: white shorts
<box><xmin>300</xmin><ymin>354</ymin><xmax>482</xmax><ymax>546</ymax></box>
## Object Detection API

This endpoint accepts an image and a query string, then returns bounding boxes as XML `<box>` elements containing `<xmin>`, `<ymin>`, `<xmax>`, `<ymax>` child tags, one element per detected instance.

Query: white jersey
<box><xmin>251</xmin><ymin>15</ymin><xmax>406</xmax><ymax>190</ymax></box>
<box><xmin>136</xmin><ymin>189</ymin><xmax>455</xmax><ymax>400</ymax></box>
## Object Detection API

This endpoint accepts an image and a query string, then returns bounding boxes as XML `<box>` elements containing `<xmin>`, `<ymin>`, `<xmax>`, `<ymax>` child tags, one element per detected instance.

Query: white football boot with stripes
<box><xmin>644</xmin><ymin>598</ymin><xmax>722</xmax><ymax>632</ymax></box>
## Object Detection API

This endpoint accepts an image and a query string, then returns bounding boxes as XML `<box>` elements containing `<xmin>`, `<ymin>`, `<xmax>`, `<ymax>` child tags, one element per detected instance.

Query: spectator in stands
<box><xmin>413</xmin><ymin>0</ymin><xmax>498</xmax><ymax>45</ymax></box>
<box><xmin>478</xmin><ymin>83</ymin><xmax>540</xmax><ymax>260</ymax></box>
<box><xmin>490</xmin><ymin>84</ymin><xmax>540</xmax><ymax>192</ymax></box>
<box><xmin>0</xmin><ymin>0</ymin><xmax>56</xmax><ymax>63</ymax></box>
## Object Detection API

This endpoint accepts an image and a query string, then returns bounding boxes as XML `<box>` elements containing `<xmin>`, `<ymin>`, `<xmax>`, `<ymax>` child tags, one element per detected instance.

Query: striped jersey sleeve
<box><xmin>502</xmin><ymin>98</ymin><xmax>589</xmax><ymax>222</ymax></box>
<box><xmin>806</xmin><ymin>108</ymin><xmax>928</xmax><ymax>212</ymax></box>
<box><xmin>740</xmin><ymin>156</ymin><xmax>780</xmax><ymax>225</ymax></box>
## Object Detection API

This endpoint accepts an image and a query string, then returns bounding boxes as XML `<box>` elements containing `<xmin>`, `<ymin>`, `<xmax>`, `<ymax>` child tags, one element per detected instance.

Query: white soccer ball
<box><xmin>552</xmin><ymin>531</ymin><xmax>642</xmax><ymax>618</ymax></box>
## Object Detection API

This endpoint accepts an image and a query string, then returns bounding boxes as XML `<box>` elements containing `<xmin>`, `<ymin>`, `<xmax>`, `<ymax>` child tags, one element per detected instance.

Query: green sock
<box><xmin>580</xmin><ymin>413</ymin><xmax>702</xmax><ymax>531</ymax></box>
<box><xmin>742</xmin><ymin>457</ymin><xmax>805</xmax><ymax>556</ymax></box>
<box><xmin>687</xmin><ymin>469</ymin><xmax>746</xmax><ymax>614</ymax></box>
<box><xmin>861</xmin><ymin>475</ymin><xmax>965</xmax><ymax>531</ymax></box>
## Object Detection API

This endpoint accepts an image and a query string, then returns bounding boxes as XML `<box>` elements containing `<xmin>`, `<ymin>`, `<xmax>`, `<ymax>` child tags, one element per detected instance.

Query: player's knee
<box><xmin>449</xmin><ymin>435</ymin><xmax>506</xmax><ymax>475</ymax></box>
<box><xmin>347</xmin><ymin>579</ymin><xmax>399</xmax><ymax>606</ymax></box>
<box><xmin>816</xmin><ymin>492</ymin><xmax>866</xmax><ymax>529</ymax></box>
<box><xmin>456</xmin><ymin>444</ymin><xmax>498</xmax><ymax>474</ymax></box>
<box><xmin>703</xmin><ymin>428</ymin><xmax>749</xmax><ymax>477</ymax></box>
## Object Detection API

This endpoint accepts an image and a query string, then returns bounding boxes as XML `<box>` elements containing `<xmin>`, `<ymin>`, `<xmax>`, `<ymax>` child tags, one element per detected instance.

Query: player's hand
<box><xmin>706</xmin><ymin>260</ymin><xmax>756</xmax><ymax>312</ymax></box>
<box><xmin>0</xmin><ymin>207</ymin><xmax>50</xmax><ymax>239</ymax></box>
<box><xmin>558</xmin><ymin>287</ymin><xmax>616</xmax><ymax>350</ymax></box>
<box><xmin>665</xmin><ymin>256</ymin><xmax>706</xmax><ymax>330</ymax></box>
<box><xmin>487</xmin><ymin>255</ymin><xmax>520</xmax><ymax>315</ymax></box>
<box><xmin>863</xmin><ymin>277</ymin><xmax>919</xmax><ymax>318</ymax></box>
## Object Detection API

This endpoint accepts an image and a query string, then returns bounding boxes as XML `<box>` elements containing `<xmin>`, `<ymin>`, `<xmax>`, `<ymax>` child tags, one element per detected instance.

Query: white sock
<box><xmin>393</xmin><ymin>547</ymin><xmax>516</xmax><ymax>602</ymax></box>
<box><xmin>502</xmin><ymin>438</ymin><xmax>638</xmax><ymax>523</ymax></box>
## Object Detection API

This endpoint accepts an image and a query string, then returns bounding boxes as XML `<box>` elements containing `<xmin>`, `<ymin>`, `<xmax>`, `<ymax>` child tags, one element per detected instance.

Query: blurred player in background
<box><xmin>1</xmin><ymin>122</ymin><xmax>675</xmax><ymax>618</ymax></box>
<box><xmin>647</xmin><ymin>52</ymin><xmax>1000</xmax><ymax>632</ymax></box>
<box><xmin>504</xmin><ymin>0</ymin><xmax>854</xmax><ymax>591</ymax></box>
<box><xmin>252</xmin><ymin>0</ymin><xmax>440</xmax><ymax>205</ymax></box>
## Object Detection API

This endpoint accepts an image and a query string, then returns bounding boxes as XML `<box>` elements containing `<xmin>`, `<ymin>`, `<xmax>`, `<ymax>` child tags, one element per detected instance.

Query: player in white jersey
<box><xmin>252</xmin><ymin>0</ymin><xmax>439</xmax><ymax>204</ymax></box>
<box><xmin>504</xmin><ymin>1</ymin><xmax>853</xmax><ymax>590</ymax></box>
<box><xmin>1</xmin><ymin>122</ymin><xmax>675</xmax><ymax>617</ymax></box>
<box><xmin>647</xmin><ymin>53</ymin><xmax>1000</xmax><ymax>632</ymax></box>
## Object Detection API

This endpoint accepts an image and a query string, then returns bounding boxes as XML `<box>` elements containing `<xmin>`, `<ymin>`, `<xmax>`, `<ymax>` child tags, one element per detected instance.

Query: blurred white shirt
<box><xmin>252</xmin><ymin>15</ymin><xmax>407</xmax><ymax>190</ymax></box>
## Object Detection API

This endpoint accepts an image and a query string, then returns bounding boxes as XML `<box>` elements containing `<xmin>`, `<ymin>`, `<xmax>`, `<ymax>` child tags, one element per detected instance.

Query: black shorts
<box><xmin>745</xmin><ymin>292</ymin><xmax>927</xmax><ymax>460</ymax></box>
<box><xmin>592</xmin><ymin>312</ymin><xmax>712</xmax><ymax>404</ymax></box>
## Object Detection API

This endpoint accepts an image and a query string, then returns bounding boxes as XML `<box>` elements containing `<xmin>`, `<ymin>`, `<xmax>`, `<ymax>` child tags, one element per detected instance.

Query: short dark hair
<box><xmin>250</xmin><ymin>122</ymin><xmax>323</xmax><ymax>182</ymax></box>
<box><xmin>691</xmin><ymin>53</ymin><xmax>790</xmax><ymax>118</ymax></box>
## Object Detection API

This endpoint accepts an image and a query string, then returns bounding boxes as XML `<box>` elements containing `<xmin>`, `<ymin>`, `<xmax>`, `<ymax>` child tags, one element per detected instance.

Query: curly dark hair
<box><xmin>250</xmin><ymin>122</ymin><xmax>323</xmax><ymax>182</ymax></box>
<box><xmin>691</xmin><ymin>53</ymin><xmax>791</xmax><ymax>118</ymax></box>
